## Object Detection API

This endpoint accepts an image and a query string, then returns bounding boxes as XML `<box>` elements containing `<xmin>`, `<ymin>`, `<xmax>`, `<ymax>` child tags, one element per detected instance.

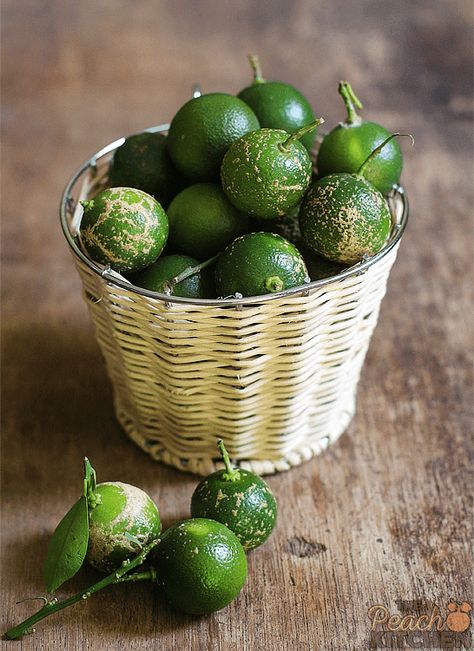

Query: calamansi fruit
<box><xmin>80</xmin><ymin>187</ymin><xmax>168</xmax><ymax>273</ymax></box>
<box><xmin>167</xmin><ymin>183</ymin><xmax>249</xmax><ymax>260</ymax></box>
<box><xmin>108</xmin><ymin>132</ymin><xmax>186</xmax><ymax>207</ymax></box>
<box><xmin>299</xmin><ymin>172</ymin><xmax>392</xmax><ymax>264</ymax></box>
<box><xmin>220</xmin><ymin>121</ymin><xmax>322</xmax><ymax>219</ymax></box>
<box><xmin>238</xmin><ymin>54</ymin><xmax>317</xmax><ymax>151</ymax></box>
<box><xmin>191</xmin><ymin>440</ymin><xmax>277</xmax><ymax>551</ymax></box>
<box><xmin>86</xmin><ymin>481</ymin><xmax>161</xmax><ymax>573</ymax></box>
<box><xmin>316</xmin><ymin>81</ymin><xmax>403</xmax><ymax>194</ymax></box>
<box><xmin>131</xmin><ymin>254</ymin><xmax>215</xmax><ymax>298</ymax></box>
<box><xmin>167</xmin><ymin>93</ymin><xmax>260</xmax><ymax>182</ymax></box>
<box><xmin>215</xmin><ymin>231</ymin><xmax>309</xmax><ymax>297</ymax></box>
<box><xmin>152</xmin><ymin>518</ymin><xmax>247</xmax><ymax>614</ymax></box>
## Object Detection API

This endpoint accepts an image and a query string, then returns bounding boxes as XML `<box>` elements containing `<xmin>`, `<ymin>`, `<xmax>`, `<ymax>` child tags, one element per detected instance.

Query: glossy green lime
<box><xmin>152</xmin><ymin>518</ymin><xmax>247</xmax><ymax>614</ymax></box>
<box><xmin>299</xmin><ymin>173</ymin><xmax>392</xmax><ymax>264</ymax></box>
<box><xmin>86</xmin><ymin>481</ymin><xmax>161</xmax><ymax>573</ymax></box>
<box><xmin>167</xmin><ymin>93</ymin><xmax>260</xmax><ymax>181</ymax></box>
<box><xmin>131</xmin><ymin>254</ymin><xmax>215</xmax><ymax>298</ymax></box>
<box><xmin>215</xmin><ymin>232</ymin><xmax>309</xmax><ymax>297</ymax></box>
<box><xmin>191</xmin><ymin>469</ymin><xmax>277</xmax><ymax>550</ymax></box>
<box><xmin>108</xmin><ymin>132</ymin><xmax>187</xmax><ymax>207</ymax></box>
<box><xmin>167</xmin><ymin>183</ymin><xmax>249</xmax><ymax>260</ymax></box>
<box><xmin>221</xmin><ymin>128</ymin><xmax>312</xmax><ymax>219</ymax></box>
<box><xmin>80</xmin><ymin>187</ymin><xmax>168</xmax><ymax>273</ymax></box>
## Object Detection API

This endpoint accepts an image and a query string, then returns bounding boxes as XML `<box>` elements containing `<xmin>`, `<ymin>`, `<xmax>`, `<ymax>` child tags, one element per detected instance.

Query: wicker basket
<box><xmin>60</xmin><ymin>124</ymin><xmax>408</xmax><ymax>476</ymax></box>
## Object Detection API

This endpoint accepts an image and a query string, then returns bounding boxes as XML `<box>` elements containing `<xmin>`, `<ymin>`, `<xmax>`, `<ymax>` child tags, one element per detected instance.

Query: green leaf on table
<box><xmin>43</xmin><ymin>495</ymin><xmax>89</xmax><ymax>593</ymax></box>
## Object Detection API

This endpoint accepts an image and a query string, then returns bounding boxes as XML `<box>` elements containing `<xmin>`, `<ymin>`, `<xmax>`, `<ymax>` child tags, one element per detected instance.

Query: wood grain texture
<box><xmin>1</xmin><ymin>1</ymin><xmax>473</xmax><ymax>649</ymax></box>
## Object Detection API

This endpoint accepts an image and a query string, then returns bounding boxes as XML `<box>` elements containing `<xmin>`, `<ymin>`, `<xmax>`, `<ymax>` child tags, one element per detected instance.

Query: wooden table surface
<box><xmin>2</xmin><ymin>2</ymin><xmax>473</xmax><ymax>649</ymax></box>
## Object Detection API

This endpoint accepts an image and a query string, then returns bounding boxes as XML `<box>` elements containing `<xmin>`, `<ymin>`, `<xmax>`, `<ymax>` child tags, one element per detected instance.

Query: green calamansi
<box><xmin>86</xmin><ymin>481</ymin><xmax>162</xmax><ymax>573</ymax></box>
<box><xmin>316</xmin><ymin>81</ymin><xmax>403</xmax><ymax>194</ymax></box>
<box><xmin>220</xmin><ymin>120</ymin><xmax>323</xmax><ymax>219</ymax></box>
<box><xmin>215</xmin><ymin>231</ymin><xmax>309</xmax><ymax>298</ymax></box>
<box><xmin>131</xmin><ymin>254</ymin><xmax>215</xmax><ymax>298</ymax></box>
<box><xmin>152</xmin><ymin>518</ymin><xmax>247</xmax><ymax>614</ymax></box>
<box><xmin>108</xmin><ymin>132</ymin><xmax>187</xmax><ymax>207</ymax></box>
<box><xmin>191</xmin><ymin>440</ymin><xmax>277</xmax><ymax>551</ymax></box>
<box><xmin>167</xmin><ymin>93</ymin><xmax>260</xmax><ymax>181</ymax></box>
<box><xmin>80</xmin><ymin>187</ymin><xmax>168</xmax><ymax>273</ymax></box>
<box><xmin>238</xmin><ymin>54</ymin><xmax>318</xmax><ymax>151</ymax></box>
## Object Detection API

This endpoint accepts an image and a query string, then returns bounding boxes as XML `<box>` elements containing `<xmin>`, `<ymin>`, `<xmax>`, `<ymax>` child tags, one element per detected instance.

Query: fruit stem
<box><xmin>3</xmin><ymin>540</ymin><xmax>159</xmax><ymax>640</ymax></box>
<box><xmin>163</xmin><ymin>254</ymin><xmax>220</xmax><ymax>295</ymax></box>
<box><xmin>338</xmin><ymin>81</ymin><xmax>363</xmax><ymax>125</ymax></box>
<box><xmin>217</xmin><ymin>439</ymin><xmax>240</xmax><ymax>482</ymax></box>
<box><xmin>279</xmin><ymin>118</ymin><xmax>324</xmax><ymax>151</ymax></box>
<box><xmin>265</xmin><ymin>276</ymin><xmax>284</xmax><ymax>293</ymax></box>
<box><xmin>356</xmin><ymin>133</ymin><xmax>415</xmax><ymax>177</ymax></box>
<box><xmin>248</xmin><ymin>54</ymin><xmax>265</xmax><ymax>84</ymax></box>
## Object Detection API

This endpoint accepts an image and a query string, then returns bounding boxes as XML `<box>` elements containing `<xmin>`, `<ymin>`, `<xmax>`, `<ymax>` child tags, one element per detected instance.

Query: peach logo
<box><xmin>446</xmin><ymin>602</ymin><xmax>472</xmax><ymax>633</ymax></box>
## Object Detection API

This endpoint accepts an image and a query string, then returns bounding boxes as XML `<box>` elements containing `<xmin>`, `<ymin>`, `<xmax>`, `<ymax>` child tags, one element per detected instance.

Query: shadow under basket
<box><xmin>60</xmin><ymin>124</ymin><xmax>409</xmax><ymax>476</ymax></box>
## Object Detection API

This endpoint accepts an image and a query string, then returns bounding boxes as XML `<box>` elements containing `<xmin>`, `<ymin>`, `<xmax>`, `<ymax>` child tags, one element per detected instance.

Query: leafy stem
<box><xmin>279</xmin><ymin>118</ymin><xmax>324</xmax><ymax>152</ymax></box>
<box><xmin>4</xmin><ymin>540</ymin><xmax>159</xmax><ymax>640</ymax></box>
<box><xmin>356</xmin><ymin>133</ymin><xmax>415</xmax><ymax>177</ymax></box>
<box><xmin>83</xmin><ymin>457</ymin><xmax>99</xmax><ymax>507</ymax></box>
<box><xmin>218</xmin><ymin>439</ymin><xmax>241</xmax><ymax>482</ymax></box>
<box><xmin>338</xmin><ymin>81</ymin><xmax>363</xmax><ymax>125</ymax></box>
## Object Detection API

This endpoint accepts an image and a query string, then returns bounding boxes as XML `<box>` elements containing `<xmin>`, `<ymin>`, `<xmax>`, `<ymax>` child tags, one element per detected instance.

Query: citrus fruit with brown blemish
<box><xmin>152</xmin><ymin>518</ymin><xmax>247</xmax><ymax>614</ymax></box>
<box><xmin>190</xmin><ymin>440</ymin><xmax>277</xmax><ymax>551</ymax></box>
<box><xmin>220</xmin><ymin>120</ymin><xmax>322</xmax><ymax>220</ymax></box>
<box><xmin>80</xmin><ymin>187</ymin><xmax>168</xmax><ymax>273</ymax></box>
<box><xmin>317</xmin><ymin>81</ymin><xmax>403</xmax><ymax>194</ymax></box>
<box><xmin>108</xmin><ymin>132</ymin><xmax>187</xmax><ymax>207</ymax></box>
<box><xmin>238</xmin><ymin>54</ymin><xmax>318</xmax><ymax>152</ymax></box>
<box><xmin>86</xmin><ymin>482</ymin><xmax>161</xmax><ymax>573</ymax></box>
<box><xmin>167</xmin><ymin>183</ymin><xmax>249</xmax><ymax>260</ymax></box>
<box><xmin>299</xmin><ymin>173</ymin><xmax>392</xmax><ymax>264</ymax></box>
<box><xmin>167</xmin><ymin>93</ymin><xmax>260</xmax><ymax>181</ymax></box>
<box><xmin>130</xmin><ymin>254</ymin><xmax>215</xmax><ymax>298</ymax></box>
<box><xmin>215</xmin><ymin>231</ymin><xmax>309</xmax><ymax>297</ymax></box>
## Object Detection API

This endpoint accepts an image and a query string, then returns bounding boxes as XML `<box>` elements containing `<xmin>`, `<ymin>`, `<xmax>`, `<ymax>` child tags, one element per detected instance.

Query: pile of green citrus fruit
<box><xmin>79</xmin><ymin>56</ymin><xmax>410</xmax><ymax>299</ymax></box>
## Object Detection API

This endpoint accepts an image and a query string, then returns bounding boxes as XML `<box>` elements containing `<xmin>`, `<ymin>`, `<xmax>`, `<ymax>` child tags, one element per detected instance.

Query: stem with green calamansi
<box><xmin>356</xmin><ymin>133</ymin><xmax>415</xmax><ymax>178</ymax></box>
<box><xmin>279</xmin><ymin>118</ymin><xmax>325</xmax><ymax>152</ymax></box>
<box><xmin>248</xmin><ymin>53</ymin><xmax>265</xmax><ymax>84</ymax></box>
<box><xmin>162</xmin><ymin>253</ymin><xmax>220</xmax><ymax>295</ymax></box>
<box><xmin>338</xmin><ymin>81</ymin><xmax>363</xmax><ymax>125</ymax></box>
<box><xmin>217</xmin><ymin>439</ymin><xmax>241</xmax><ymax>482</ymax></box>
<box><xmin>4</xmin><ymin>540</ymin><xmax>159</xmax><ymax>641</ymax></box>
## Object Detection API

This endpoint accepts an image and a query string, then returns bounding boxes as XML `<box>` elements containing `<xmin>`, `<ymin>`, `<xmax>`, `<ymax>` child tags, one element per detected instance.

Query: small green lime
<box><xmin>220</xmin><ymin>126</ymin><xmax>316</xmax><ymax>219</ymax></box>
<box><xmin>152</xmin><ymin>518</ymin><xmax>247</xmax><ymax>614</ymax></box>
<box><xmin>131</xmin><ymin>254</ymin><xmax>215</xmax><ymax>298</ymax></box>
<box><xmin>86</xmin><ymin>481</ymin><xmax>161</xmax><ymax>573</ymax></box>
<box><xmin>167</xmin><ymin>183</ymin><xmax>249</xmax><ymax>260</ymax></box>
<box><xmin>108</xmin><ymin>132</ymin><xmax>187</xmax><ymax>207</ymax></box>
<box><xmin>191</xmin><ymin>441</ymin><xmax>277</xmax><ymax>550</ymax></box>
<box><xmin>299</xmin><ymin>173</ymin><xmax>392</xmax><ymax>264</ymax></box>
<box><xmin>167</xmin><ymin>93</ymin><xmax>260</xmax><ymax>181</ymax></box>
<box><xmin>316</xmin><ymin>81</ymin><xmax>403</xmax><ymax>194</ymax></box>
<box><xmin>238</xmin><ymin>55</ymin><xmax>317</xmax><ymax>151</ymax></box>
<box><xmin>80</xmin><ymin>187</ymin><xmax>168</xmax><ymax>273</ymax></box>
<box><xmin>215</xmin><ymin>232</ymin><xmax>309</xmax><ymax>297</ymax></box>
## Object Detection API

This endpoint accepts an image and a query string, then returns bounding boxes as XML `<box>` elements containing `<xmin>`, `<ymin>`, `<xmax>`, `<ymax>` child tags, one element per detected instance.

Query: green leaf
<box><xmin>43</xmin><ymin>496</ymin><xmax>89</xmax><ymax>593</ymax></box>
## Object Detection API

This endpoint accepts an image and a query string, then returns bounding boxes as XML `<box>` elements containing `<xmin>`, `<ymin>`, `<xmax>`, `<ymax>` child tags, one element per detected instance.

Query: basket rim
<box><xmin>59</xmin><ymin>123</ymin><xmax>409</xmax><ymax>307</ymax></box>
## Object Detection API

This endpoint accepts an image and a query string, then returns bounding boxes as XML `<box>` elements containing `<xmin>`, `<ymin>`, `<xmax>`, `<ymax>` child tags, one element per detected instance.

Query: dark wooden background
<box><xmin>2</xmin><ymin>1</ymin><xmax>473</xmax><ymax>649</ymax></box>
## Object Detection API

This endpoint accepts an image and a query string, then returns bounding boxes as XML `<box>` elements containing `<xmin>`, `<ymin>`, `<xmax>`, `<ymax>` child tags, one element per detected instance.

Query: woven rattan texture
<box><xmin>66</xmin><ymin>155</ymin><xmax>402</xmax><ymax>475</ymax></box>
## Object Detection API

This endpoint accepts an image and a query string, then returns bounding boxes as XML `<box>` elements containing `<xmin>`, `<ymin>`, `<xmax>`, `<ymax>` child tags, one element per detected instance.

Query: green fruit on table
<box><xmin>131</xmin><ymin>254</ymin><xmax>215</xmax><ymax>298</ymax></box>
<box><xmin>299</xmin><ymin>172</ymin><xmax>392</xmax><ymax>264</ymax></box>
<box><xmin>167</xmin><ymin>93</ymin><xmax>260</xmax><ymax>181</ymax></box>
<box><xmin>316</xmin><ymin>81</ymin><xmax>403</xmax><ymax>194</ymax></box>
<box><xmin>108</xmin><ymin>132</ymin><xmax>187</xmax><ymax>207</ymax></box>
<box><xmin>167</xmin><ymin>183</ymin><xmax>249</xmax><ymax>260</ymax></box>
<box><xmin>215</xmin><ymin>231</ymin><xmax>309</xmax><ymax>297</ymax></box>
<box><xmin>220</xmin><ymin>121</ymin><xmax>322</xmax><ymax>220</ymax></box>
<box><xmin>152</xmin><ymin>518</ymin><xmax>247</xmax><ymax>614</ymax></box>
<box><xmin>86</xmin><ymin>481</ymin><xmax>161</xmax><ymax>573</ymax></box>
<box><xmin>80</xmin><ymin>187</ymin><xmax>168</xmax><ymax>274</ymax></box>
<box><xmin>238</xmin><ymin>54</ymin><xmax>317</xmax><ymax>151</ymax></box>
<box><xmin>191</xmin><ymin>440</ymin><xmax>277</xmax><ymax>551</ymax></box>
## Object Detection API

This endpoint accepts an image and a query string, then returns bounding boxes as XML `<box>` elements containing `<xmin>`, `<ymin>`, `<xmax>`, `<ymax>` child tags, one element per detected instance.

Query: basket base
<box><xmin>114</xmin><ymin>398</ymin><xmax>355</xmax><ymax>476</ymax></box>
